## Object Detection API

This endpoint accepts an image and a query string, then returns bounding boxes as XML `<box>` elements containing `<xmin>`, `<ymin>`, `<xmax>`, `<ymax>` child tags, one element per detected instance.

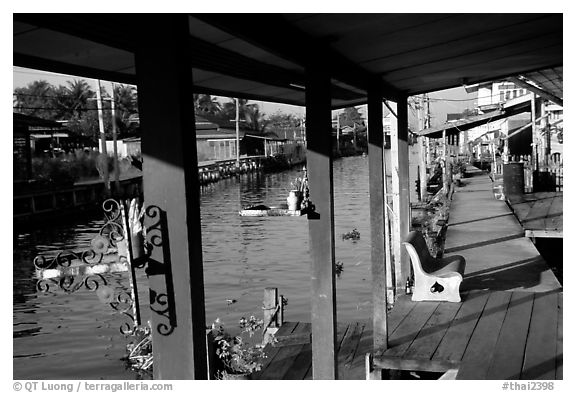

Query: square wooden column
<box><xmin>390</xmin><ymin>96</ymin><xmax>411</xmax><ymax>294</ymax></box>
<box><xmin>135</xmin><ymin>15</ymin><xmax>207</xmax><ymax>379</ymax></box>
<box><xmin>306</xmin><ymin>66</ymin><xmax>337</xmax><ymax>379</ymax></box>
<box><xmin>367</xmin><ymin>85</ymin><xmax>388</xmax><ymax>350</ymax></box>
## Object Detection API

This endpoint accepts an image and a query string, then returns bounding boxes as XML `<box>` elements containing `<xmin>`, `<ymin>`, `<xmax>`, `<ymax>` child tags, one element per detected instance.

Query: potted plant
<box><xmin>286</xmin><ymin>177</ymin><xmax>305</xmax><ymax>211</ymax></box>
<box><xmin>210</xmin><ymin>316</ymin><xmax>267</xmax><ymax>380</ymax></box>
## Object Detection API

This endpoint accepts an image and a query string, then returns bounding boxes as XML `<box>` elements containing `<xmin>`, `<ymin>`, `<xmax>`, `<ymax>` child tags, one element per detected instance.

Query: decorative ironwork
<box><xmin>145</xmin><ymin>205</ymin><xmax>163</xmax><ymax>248</ymax></box>
<box><xmin>150</xmin><ymin>289</ymin><xmax>174</xmax><ymax>336</ymax></box>
<box><xmin>110</xmin><ymin>291</ymin><xmax>137</xmax><ymax>336</ymax></box>
<box><xmin>32</xmin><ymin>198</ymin><xmax>147</xmax><ymax>337</ymax></box>
<box><xmin>36</xmin><ymin>274</ymin><xmax>108</xmax><ymax>293</ymax></box>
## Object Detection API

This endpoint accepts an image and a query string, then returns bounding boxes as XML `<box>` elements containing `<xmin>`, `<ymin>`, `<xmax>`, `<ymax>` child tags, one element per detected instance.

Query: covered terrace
<box><xmin>13</xmin><ymin>13</ymin><xmax>563</xmax><ymax>379</ymax></box>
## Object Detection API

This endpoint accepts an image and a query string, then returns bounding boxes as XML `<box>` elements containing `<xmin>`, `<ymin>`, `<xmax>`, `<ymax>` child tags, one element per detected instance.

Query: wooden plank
<box><xmin>239</xmin><ymin>208</ymin><xmax>303</xmax><ymax>217</ymax></box>
<box><xmin>521</xmin><ymin>196</ymin><xmax>554</xmax><ymax>231</ymax></box>
<box><xmin>306</xmin><ymin>63</ymin><xmax>337</xmax><ymax>380</ymax></box>
<box><xmin>373</xmin><ymin>356</ymin><xmax>458</xmax><ymax>373</ymax></box>
<box><xmin>525</xmin><ymin>230</ymin><xmax>563</xmax><ymax>238</ymax></box>
<box><xmin>456</xmin><ymin>291</ymin><xmax>512</xmax><ymax>380</ymax></box>
<box><xmin>386</xmin><ymin>296</ymin><xmax>418</xmax><ymax>338</ymax></box>
<box><xmin>337</xmin><ymin>322</ymin><xmax>365</xmax><ymax>375</ymax></box>
<box><xmin>341</xmin><ymin>326</ymin><xmax>373</xmax><ymax>380</ymax></box>
<box><xmin>258</xmin><ymin>322</ymin><xmax>311</xmax><ymax>379</ymax></box>
<box><xmin>522</xmin><ymin>291</ymin><xmax>559</xmax><ymax>380</ymax></box>
<box><xmin>383</xmin><ymin>301</ymin><xmax>440</xmax><ymax>357</ymax></box>
<box><xmin>274</xmin><ymin>332</ymin><xmax>310</xmax><ymax>346</ymax></box>
<box><xmin>367</xmin><ymin>85</ymin><xmax>389</xmax><ymax>350</ymax></box>
<box><xmin>252</xmin><ymin>322</ymin><xmax>299</xmax><ymax>379</ymax></box>
<box><xmin>546</xmin><ymin>195</ymin><xmax>563</xmax><ymax>232</ymax></box>
<box><xmin>263</xmin><ymin>287</ymin><xmax>279</xmax><ymax>329</ymax></box>
<box><xmin>433</xmin><ymin>291</ymin><xmax>490</xmax><ymax>363</ymax></box>
<box><xmin>556</xmin><ymin>293</ymin><xmax>563</xmax><ymax>380</ymax></box>
<box><xmin>283</xmin><ymin>342</ymin><xmax>312</xmax><ymax>380</ymax></box>
<box><xmin>302</xmin><ymin>322</ymin><xmax>350</xmax><ymax>380</ymax></box>
<box><xmin>404</xmin><ymin>301</ymin><xmax>462</xmax><ymax>360</ymax></box>
<box><xmin>486</xmin><ymin>292</ymin><xmax>535</xmax><ymax>379</ymax></box>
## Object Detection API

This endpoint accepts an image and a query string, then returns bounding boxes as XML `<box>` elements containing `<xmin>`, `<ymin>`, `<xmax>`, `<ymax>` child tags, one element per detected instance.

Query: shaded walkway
<box><xmin>444</xmin><ymin>167</ymin><xmax>561</xmax><ymax>293</ymax></box>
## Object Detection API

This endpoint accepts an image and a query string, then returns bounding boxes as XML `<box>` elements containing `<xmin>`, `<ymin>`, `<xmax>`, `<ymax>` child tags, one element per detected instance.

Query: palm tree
<box><xmin>222</xmin><ymin>98</ymin><xmax>268</xmax><ymax>133</ymax></box>
<box><xmin>13</xmin><ymin>80</ymin><xmax>55</xmax><ymax>119</ymax></box>
<box><xmin>244</xmin><ymin>104</ymin><xmax>269</xmax><ymax>133</ymax></box>
<box><xmin>193</xmin><ymin>94</ymin><xmax>221</xmax><ymax>115</ymax></box>
<box><xmin>113</xmin><ymin>84</ymin><xmax>139</xmax><ymax>134</ymax></box>
<box><xmin>65</xmin><ymin>80</ymin><xmax>94</xmax><ymax>114</ymax></box>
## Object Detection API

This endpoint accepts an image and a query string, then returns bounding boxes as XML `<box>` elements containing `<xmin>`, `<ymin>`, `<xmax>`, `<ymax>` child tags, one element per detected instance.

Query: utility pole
<box><xmin>95</xmin><ymin>80</ymin><xmax>110</xmax><ymax>196</ymax></box>
<box><xmin>336</xmin><ymin>109</ymin><xmax>341</xmax><ymax>156</ymax></box>
<box><xmin>418</xmin><ymin>94</ymin><xmax>429</xmax><ymax>201</ymax></box>
<box><xmin>110</xmin><ymin>83</ymin><xmax>120</xmax><ymax>195</ymax></box>
<box><xmin>443</xmin><ymin>129</ymin><xmax>449</xmax><ymax>196</ymax></box>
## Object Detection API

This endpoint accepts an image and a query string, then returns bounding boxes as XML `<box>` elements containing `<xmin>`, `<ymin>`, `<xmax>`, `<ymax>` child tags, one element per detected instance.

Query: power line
<box><xmin>13</xmin><ymin>106</ymin><xmax>114</xmax><ymax>112</ymax></box>
<box><xmin>428</xmin><ymin>92</ymin><xmax>526</xmax><ymax>102</ymax></box>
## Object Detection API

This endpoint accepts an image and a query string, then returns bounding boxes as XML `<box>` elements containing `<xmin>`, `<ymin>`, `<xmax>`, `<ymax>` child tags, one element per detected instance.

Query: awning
<box><xmin>418</xmin><ymin>94</ymin><xmax>532</xmax><ymax>138</ymax></box>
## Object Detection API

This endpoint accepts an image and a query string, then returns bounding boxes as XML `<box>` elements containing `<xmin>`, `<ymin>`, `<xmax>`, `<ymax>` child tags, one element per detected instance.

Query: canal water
<box><xmin>13</xmin><ymin>155</ymin><xmax>378</xmax><ymax>380</ymax></box>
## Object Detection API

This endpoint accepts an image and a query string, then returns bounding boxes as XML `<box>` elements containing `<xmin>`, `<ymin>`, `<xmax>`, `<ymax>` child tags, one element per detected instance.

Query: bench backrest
<box><xmin>403</xmin><ymin>231</ymin><xmax>434</xmax><ymax>276</ymax></box>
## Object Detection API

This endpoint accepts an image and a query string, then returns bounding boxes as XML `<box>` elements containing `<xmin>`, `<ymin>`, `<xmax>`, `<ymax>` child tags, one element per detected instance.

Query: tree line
<box><xmin>13</xmin><ymin>79</ymin><xmax>304</xmax><ymax>143</ymax></box>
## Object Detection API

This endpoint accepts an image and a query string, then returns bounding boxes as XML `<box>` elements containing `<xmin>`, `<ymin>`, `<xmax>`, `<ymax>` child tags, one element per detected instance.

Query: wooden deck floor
<box><xmin>256</xmin><ymin>289</ymin><xmax>563</xmax><ymax>380</ymax></box>
<box><xmin>508</xmin><ymin>192</ymin><xmax>563</xmax><ymax>238</ymax></box>
<box><xmin>254</xmin><ymin>320</ymin><xmax>372</xmax><ymax>380</ymax></box>
<box><xmin>373</xmin><ymin>290</ymin><xmax>562</xmax><ymax>379</ymax></box>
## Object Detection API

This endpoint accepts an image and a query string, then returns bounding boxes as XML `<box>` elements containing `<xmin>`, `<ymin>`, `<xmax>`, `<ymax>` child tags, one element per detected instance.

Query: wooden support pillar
<box><xmin>390</xmin><ymin>96</ymin><xmax>411</xmax><ymax>294</ymax></box>
<box><xmin>367</xmin><ymin>85</ymin><xmax>388</xmax><ymax>350</ymax></box>
<box><xmin>306</xmin><ymin>64</ymin><xmax>337</xmax><ymax>380</ymax></box>
<box><xmin>24</xmin><ymin>131</ymin><xmax>33</xmax><ymax>180</ymax></box>
<box><xmin>135</xmin><ymin>15</ymin><xmax>207</xmax><ymax>379</ymax></box>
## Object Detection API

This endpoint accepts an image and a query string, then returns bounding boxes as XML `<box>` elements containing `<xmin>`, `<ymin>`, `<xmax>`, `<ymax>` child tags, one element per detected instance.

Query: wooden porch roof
<box><xmin>13</xmin><ymin>13</ymin><xmax>562</xmax><ymax>107</ymax></box>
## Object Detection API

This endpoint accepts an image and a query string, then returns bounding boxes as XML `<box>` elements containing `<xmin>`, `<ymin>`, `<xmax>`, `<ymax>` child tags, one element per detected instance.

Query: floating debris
<box><xmin>335</xmin><ymin>261</ymin><xmax>344</xmax><ymax>277</ymax></box>
<box><xmin>342</xmin><ymin>228</ymin><xmax>360</xmax><ymax>241</ymax></box>
<box><xmin>226</xmin><ymin>298</ymin><xmax>237</xmax><ymax>305</ymax></box>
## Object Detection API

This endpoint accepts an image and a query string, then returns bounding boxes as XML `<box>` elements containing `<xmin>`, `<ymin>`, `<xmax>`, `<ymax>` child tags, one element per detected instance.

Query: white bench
<box><xmin>403</xmin><ymin>231</ymin><xmax>466</xmax><ymax>302</ymax></box>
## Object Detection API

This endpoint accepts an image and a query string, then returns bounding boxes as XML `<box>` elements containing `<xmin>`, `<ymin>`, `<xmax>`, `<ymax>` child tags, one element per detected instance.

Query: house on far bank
<box><xmin>104</xmin><ymin>115</ymin><xmax>301</xmax><ymax>163</ymax></box>
<box><xmin>105</xmin><ymin>136</ymin><xmax>142</xmax><ymax>158</ymax></box>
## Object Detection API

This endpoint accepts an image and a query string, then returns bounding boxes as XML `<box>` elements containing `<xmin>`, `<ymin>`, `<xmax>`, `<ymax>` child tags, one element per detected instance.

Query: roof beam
<box><xmin>14</xmin><ymin>14</ymin><xmax>364</xmax><ymax>104</ymax></box>
<box><xmin>13</xmin><ymin>52</ymin><xmax>138</xmax><ymax>85</ymax></box>
<box><xmin>508</xmin><ymin>76</ymin><xmax>563</xmax><ymax>107</ymax></box>
<box><xmin>193</xmin><ymin>14</ymin><xmax>401</xmax><ymax>100</ymax></box>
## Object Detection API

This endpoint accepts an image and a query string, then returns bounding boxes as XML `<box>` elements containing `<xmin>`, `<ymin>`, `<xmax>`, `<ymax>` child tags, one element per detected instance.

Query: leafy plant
<box><xmin>125</xmin><ymin>324</ymin><xmax>153</xmax><ymax>372</ymax></box>
<box><xmin>290</xmin><ymin>177</ymin><xmax>305</xmax><ymax>192</ymax></box>
<box><xmin>210</xmin><ymin>316</ymin><xmax>266</xmax><ymax>376</ymax></box>
<box><xmin>342</xmin><ymin>228</ymin><xmax>360</xmax><ymax>241</ymax></box>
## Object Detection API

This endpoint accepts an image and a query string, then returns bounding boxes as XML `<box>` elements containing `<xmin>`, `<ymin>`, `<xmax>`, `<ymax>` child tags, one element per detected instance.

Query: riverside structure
<box><xmin>13</xmin><ymin>14</ymin><xmax>562</xmax><ymax>380</ymax></box>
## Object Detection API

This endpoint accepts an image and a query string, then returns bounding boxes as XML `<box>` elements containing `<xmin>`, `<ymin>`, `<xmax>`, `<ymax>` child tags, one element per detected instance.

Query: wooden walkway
<box><xmin>444</xmin><ymin>168</ymin><xmax>561</xmax><ymax>293</ymax></box>
<box><xmin>373</xmin><ymin>290</ymin><xmax>562</xmax><ymax>379</ymax></box>
<box><xmin>508</xmin><ymin>192</ymin><xmax>563</xmax><ymax>238</ymax></box>
<box><xmin>256</xmin><ymin>168</ymin><xmax>562</xmax><ymax>380</ymax></box>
